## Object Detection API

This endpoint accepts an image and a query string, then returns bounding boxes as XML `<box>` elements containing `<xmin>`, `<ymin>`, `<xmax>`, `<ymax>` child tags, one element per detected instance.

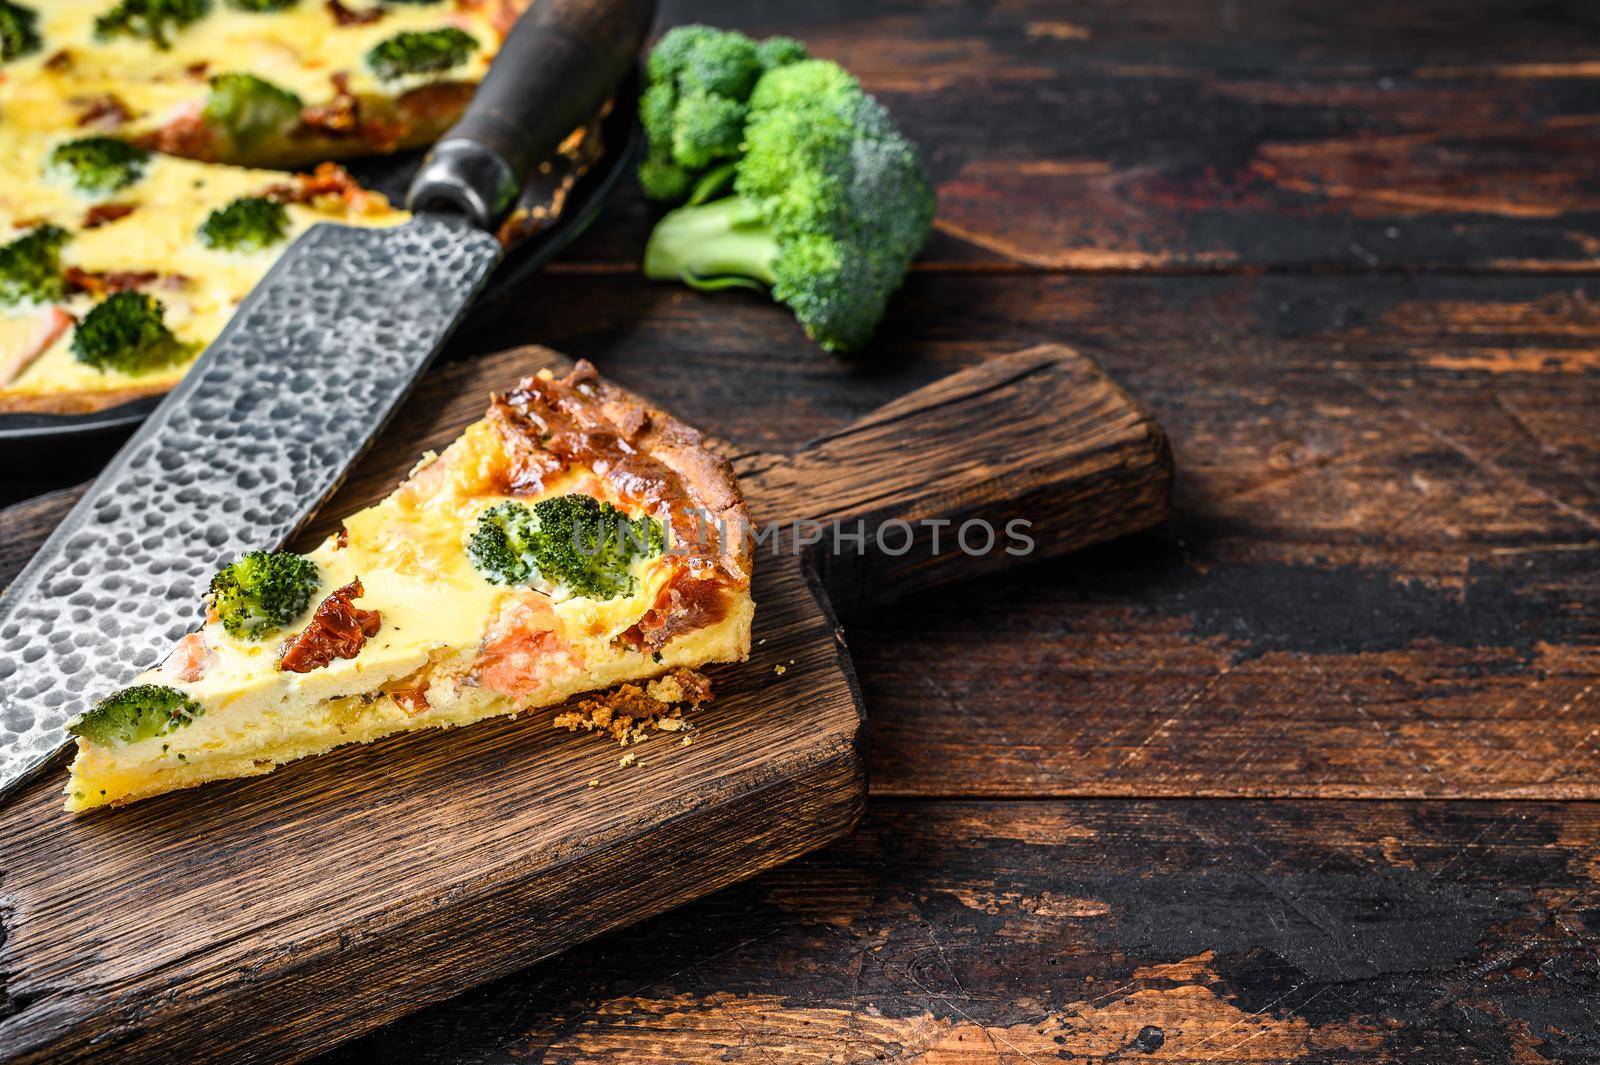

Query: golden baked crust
<box><xmin>499</xmin><ymin>359</ymin><xmax>752</xmax><ymax>578</ymax></box>
<box><xmin>0</xmin><ymin>381</ymin><xmax>170</xmax><ymax>416</ymax></box>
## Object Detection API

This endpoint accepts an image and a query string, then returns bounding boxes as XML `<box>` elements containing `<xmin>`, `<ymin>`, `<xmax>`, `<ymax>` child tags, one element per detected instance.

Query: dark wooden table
<box><xmin>6</xmin><ymin>1</ymin><xmax>1600</xmax><ymax>1060</ymax></box>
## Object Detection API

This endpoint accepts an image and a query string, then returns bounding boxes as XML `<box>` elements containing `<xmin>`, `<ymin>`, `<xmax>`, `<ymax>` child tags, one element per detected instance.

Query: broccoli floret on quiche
<box><xmin>207</xmin><ymin>550</ymin><xmax>320</xmax><ymax>639</ymax></box>
<box><xmin>68</xmin><ymin>684</ymin><xmax>204</xmax><ymax>747</ymax></box>
<box><xmin>366</xmin><ymin>27</ymin><xmax>478</xmax><ymax>81</ymax></box>
<box><xmin>203</xmin><ymin>72</ymin><xmax>303</xmax><ymax>151</ymax></box>
<box><xmin>93</xmin><ymin>0</ymin><xmax>211</xmax><ymax>50</ymax></box>
<box><xmin>467</xmin><ymin>494</ymin><xmax>665</xmax><ymax>600</ymax></box>
<box><xmin>71</xmin><ymin>291</ymin><xmax>194</xmax><ymax>374</ymax></box>
<box><xmin>0</xmin><ymin>224</ymin><xmax>68</xmax><ymax>307</ymax></box>
<box><xmin>0</xmin><ymin>0</ymin><xmax>42</xmax><ymax>63</ymax></box>
<box><xmin>224</xmin><ymin>0</ymin><xmax>296</xmax><ymax>10</ymax></box>
<box><xmin>198</xmin><ymin>195</ymin><xmax>290</xmax><ymax>252</ymax></box>
<box><xmin>48</xmin><ymin>136</ymin><xmax>151</xmax><ymax>196</ymax></box>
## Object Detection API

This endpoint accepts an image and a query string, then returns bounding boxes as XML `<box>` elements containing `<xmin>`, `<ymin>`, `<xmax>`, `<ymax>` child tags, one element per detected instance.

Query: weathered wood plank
<box><xmin>321</xmin><ymin>798</ymin><xmax>1600</xmax><ymax>1064</ymax></box>
<box><xmin>0</xmin><ymin>345</ymin><xmax>1170</xmax><ymax>1063</ymax></box>
<box><xmin>535</xmin><ymin>0</ymin><xmax>1600</xmax><ymax>273</ymax></box>
<box><xmin>9</xmin><ymin>273</ymin><xmax>1598</xmax><ymax>799</ymax></box>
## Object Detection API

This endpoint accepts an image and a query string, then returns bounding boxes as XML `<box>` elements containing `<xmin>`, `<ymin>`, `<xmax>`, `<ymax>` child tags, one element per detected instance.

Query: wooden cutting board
<box><xmin>0</xmin><ymin>343</ymin><xmax>1171</xmax><ymax>1063</ymax></box>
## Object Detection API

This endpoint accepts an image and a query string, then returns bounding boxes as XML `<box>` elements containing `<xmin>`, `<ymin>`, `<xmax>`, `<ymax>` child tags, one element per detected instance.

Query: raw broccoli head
<box><xmin>203</xmin><ymin>72</ymin><xmax>303</xmax><ymax>151</ymax></box>
<box><xmin>637</xmin><ymin>25</ymin><xmax>807</xmax><ymax>200</ymax></box>
<box><xmin>467</xmin><ymin>494</ymin><xmax>665</xmax><ymax>600</ymax></box>
<box><xmin>755</xmin><ymin>36</ymin><xmax>807</xmax><ymax>72</ymax></box>
<box><xmin>71</xmin><ymin>291</ymin><xmax>194</xmax><ymax>374</ymax></box>
<box><xmin>207</xmin><ymin>550</ymin><xmax>319</xmax><ymax>639</ymax></box>
<box><xmin>636</xmin><ymin>152</ymin><xmax>695</xmax><ymax>203</ymax></box>
<box><xmin>68</xmin><ymin>684</ymin><xmax>204</xmax><ymax>747</ymax></box>
<box><xmin>0</xmin><ymin>224</ymin><xmax>68</xmax><ymax>307</ymax></box>
<box><xmin>642</xmin><ymin>58</ymin><xmax>934</xmax><ymax>352</ymax></box>
<box><xmin>0</xmin><ymin>0</ymin><xmax>41</xmax><ymax>63</ymax></box>
<box><xmin>198</xmin><ymin>195</ymin><xmax>290</xmax><ymax>252</ymax></box>
<box><xmin>93</xmin><ymin>0</ymin><xmax>211</xmax><ymax>49</ymax></box>
<box><xmin>366</xmin><ymin>27</ymin><xmax>478</xmax><ymax>80</ymax></box>
<box><xmin>49</xmin><ymin>136</ymin><xmax>151</xmax><ymax>195</ymax></box>
<box><xmin>225</xmin><ymin>0</ymin><xmax>296</xmax><ymax>9</ymax></box>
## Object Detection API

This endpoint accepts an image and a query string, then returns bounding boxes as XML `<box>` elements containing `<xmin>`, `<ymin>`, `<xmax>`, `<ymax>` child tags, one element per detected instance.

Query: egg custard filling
<box><xmin>64</xmin><ymin>363</ymin><xmax>754</xmax><ymax>810</ymax></box>
<box><xmin>0</xmin><ymin>0</ymin><xmax>551</xmax><ymax>414</ymax></box>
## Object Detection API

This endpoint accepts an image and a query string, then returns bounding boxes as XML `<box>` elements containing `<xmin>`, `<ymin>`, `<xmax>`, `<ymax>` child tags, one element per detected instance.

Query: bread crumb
<box><xmin>646</xmin><ymin>673</ymin><xmax>685</xmax><ymax>702</ymax></box>
<box><xmin>620</xmin><ymin>752</ymin><xmax>637</xmax><ymax>768</ymax></box>
<box><xmin>554</xmin><ymin>668</ymin><xmax>711</xmax><ymax>746</ymax></box>
<box><xmin>587</xmin><ymin>778</ymin><xmax>599</xmax><ymax>788</ymax></box>
<box><xmin>773</xmin><ymin>664</ymin><xmax>786</xmax><ymax>675</ymax></box>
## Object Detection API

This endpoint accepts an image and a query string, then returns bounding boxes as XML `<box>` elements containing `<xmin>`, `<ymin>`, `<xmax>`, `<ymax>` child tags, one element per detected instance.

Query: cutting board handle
<box><xmin>742</xmin><ymin>344</ymin><xmax>1173</xmax><ymax>612</ymax></box>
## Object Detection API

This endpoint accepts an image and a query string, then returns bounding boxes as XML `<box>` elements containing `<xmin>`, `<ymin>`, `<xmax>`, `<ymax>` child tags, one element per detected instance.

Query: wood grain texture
<box><xmin>527</xmin><ymin>0</ymin><xmax>1600</xmax><ymax>274</ymax></box>
<box><xmin>4</xmin><ymin>0</ymin><xmax>1599</xmax><ymax>1058</ymax></box>
<box><xmin>0</xmin><ymin>345</ymin><xmax>1170</xmax><ymax>1063</ymax></box>
<box><xmin>7</xmin><ymin>274</ymin><xmax>1598</xmax><ymax>801</ymax></box>
<box><xmin>323</xmin><ymin>799</ymin><xmax>1600</xmax><ymax>1063</ymax></box>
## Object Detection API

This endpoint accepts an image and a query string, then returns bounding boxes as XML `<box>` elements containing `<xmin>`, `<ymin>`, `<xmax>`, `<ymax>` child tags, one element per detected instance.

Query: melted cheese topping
<box><xmin>64</xmin><ymin>416</ymin><xmax>754</xmax><ymax>809</ymax></box>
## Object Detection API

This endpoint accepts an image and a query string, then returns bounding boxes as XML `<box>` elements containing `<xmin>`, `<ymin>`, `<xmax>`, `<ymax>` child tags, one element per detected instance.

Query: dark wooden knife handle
<box><xmin>407</xmin><ymin>0</ymin><xmax>656</xmax><ymax>227</ymax></box>
<box><xmin>742</xmin><ymin>345</ymin><xmax>1175</xmax><ymax>613</ymax></box>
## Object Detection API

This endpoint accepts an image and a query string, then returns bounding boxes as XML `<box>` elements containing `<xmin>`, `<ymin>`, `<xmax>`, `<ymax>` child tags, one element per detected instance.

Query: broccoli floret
<box><xmin>71</xmin><ymin>291</ymin><xmax>194</xmax><ymax>373</ymax></box>
<box><xmin>207</xmin><ymin>549</ymin><xmax>319</xmax><ymax>639</ymax></box>
<box><xmin>466</xmin><ymin>501</ymin><xmax>537</xmax><ymax>585</ymax></box>
<box><xmin>0</xmin><ymin>224</ymin><xmax>67</xmax><ymax>307</ymax></box>
<box><xmin>198</xmin><ymin>195</ymin><xmax>289</xmax><ymax>251</ymax></box>
<box><xmin>224</xmin><ymin>0</ymin><xmax>296</xmax><ymax>9</ymax></box>
<box><xmin>637</xmin><ymin>152</ymin><xmax>694</xmax><ymax>203</ymax></box>
<box><xmin>0</xmin><ymin>0</ymin><xmax>41</xmax><ymax>63</ymax></box>
<box><xmin>642</xmin><ymin>58</ymin><xmax>934</xmax><ymax>352</ymax></box>
<box><xmin>467</xmin><ymin>494</ymin><xmax>665</xmax><ymax>600</ymax></box>
<box><xmin>203</xmin><ymin>72</ymin><xmax>303</xmax><ymax>151</ymax></box>
<box><xmin>366</xmin><ymin>27</ymin><xmax>478</xmax><ymax>80</ymax></box>
<box><xmin>68</xmin><ymin>684</ymin><xmax>204</xmax><ymax>747</ymax></box>
<box><xmin>48</xmin><ymin>136</ymin><xmax>151</xmax><ymax>195</ymax></box>
<box><xmin>93</xmin><ymin>0</ymin><xmax>210</xmax><ymax>49</ymax></box>
<box><xmin>637</xmin><ymin>25</ymin><xmax>807</xmax><ymax>201</ymax></box>
<box><xmin>755</xmin><ymin>35</ymin><xmax>807</xmax><ymax>72</ymax></box>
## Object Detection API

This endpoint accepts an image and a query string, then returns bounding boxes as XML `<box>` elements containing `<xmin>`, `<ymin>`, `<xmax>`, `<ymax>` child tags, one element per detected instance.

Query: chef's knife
<box><xmin>0</xmin><ymin>0</ymin><xmax>657</xmax><ymax>800</ymax></box>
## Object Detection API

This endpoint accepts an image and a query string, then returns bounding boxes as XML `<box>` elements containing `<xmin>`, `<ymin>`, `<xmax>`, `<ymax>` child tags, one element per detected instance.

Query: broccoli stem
<box><xmin>642</xmin><ymin>195</ymin><xmax>778</xmax><ymax>293</ymax></box>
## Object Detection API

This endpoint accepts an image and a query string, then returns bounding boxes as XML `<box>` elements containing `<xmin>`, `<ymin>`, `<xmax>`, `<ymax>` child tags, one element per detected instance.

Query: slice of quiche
<box><xmin>63</xmin><ymin>361</ymin><xmax>754</xmax><ymax>811</ymax></box>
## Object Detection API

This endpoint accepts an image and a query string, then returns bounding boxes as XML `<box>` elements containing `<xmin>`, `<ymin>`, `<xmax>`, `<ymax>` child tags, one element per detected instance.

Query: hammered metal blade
<box><xmin>0</xmin><ymin>214</ymin><xmax>502</xmax><ymax>799</ymax></box>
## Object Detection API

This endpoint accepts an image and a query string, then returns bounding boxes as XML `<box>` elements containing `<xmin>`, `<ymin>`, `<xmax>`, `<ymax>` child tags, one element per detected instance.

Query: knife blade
<box><xmin>0</xmin><ymin>0</ymin><xmax>656</xmax><ymax>800</ymax></box>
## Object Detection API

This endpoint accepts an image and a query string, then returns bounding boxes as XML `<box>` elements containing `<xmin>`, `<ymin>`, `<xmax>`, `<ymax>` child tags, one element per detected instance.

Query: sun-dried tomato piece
<box><xmin>83</xmin><ymin>202</ymin><xmax>137</xmax><ymax>229</ymax></box>
<box><xmin>278</xmin><ymin>579</ymin><xmax>382</xmax><ymax>674</ymax></box>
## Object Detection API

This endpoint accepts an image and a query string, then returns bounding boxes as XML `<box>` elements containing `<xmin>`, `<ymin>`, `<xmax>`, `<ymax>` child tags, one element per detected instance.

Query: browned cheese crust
<box><xmin>489</xmin><ymin>360</ymin><xmax>753</xmax><ymax>652</ymax></box>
